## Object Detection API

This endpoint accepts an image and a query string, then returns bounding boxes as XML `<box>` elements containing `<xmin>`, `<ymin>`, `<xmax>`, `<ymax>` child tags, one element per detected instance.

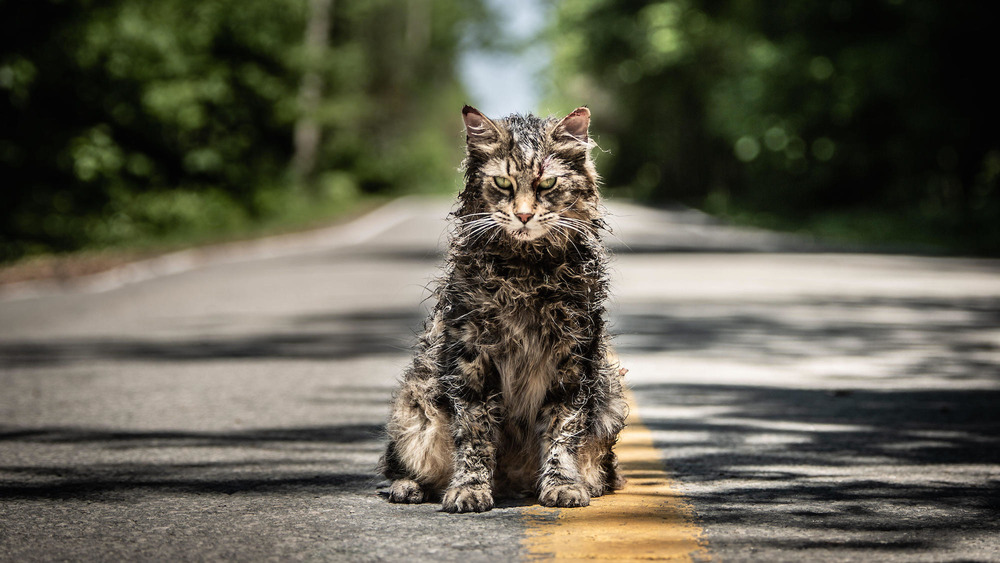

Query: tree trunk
<box><xmin>291</xmin><ymin>0</ymin><xmax>332</xmax><ymax>188</ymax></box>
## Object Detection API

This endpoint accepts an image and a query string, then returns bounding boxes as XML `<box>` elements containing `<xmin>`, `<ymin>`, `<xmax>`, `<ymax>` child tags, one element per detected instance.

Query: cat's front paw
<box><xmin>539</xmin><ymin>483</ymin><xmax>591</xmax><ymax>508</ymax></box>
<box><xmin>388</xmin><ymin>479</ymin><xmax>426</xmax><ymax>504</ymax></box>
<box><xmin>442</xmin><ymin>485</ymin><xmax>494</xmax><ymax>513</ymax></box>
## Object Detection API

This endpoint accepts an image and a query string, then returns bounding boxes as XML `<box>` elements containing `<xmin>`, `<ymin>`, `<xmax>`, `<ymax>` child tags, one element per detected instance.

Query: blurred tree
<box><xmin>292</xmin><ymin>0</ymin><xmax>334</xmax><ymax>185</ymax></box>
<box><xmin>548</xmin><ymin>0</ymin><xmax>1000</xmax><ymax>253</ymax></box>
<box><xmin>0</xmin><ymin>0</ymin><xmax>485</xmax><ymax>261</ymax></box>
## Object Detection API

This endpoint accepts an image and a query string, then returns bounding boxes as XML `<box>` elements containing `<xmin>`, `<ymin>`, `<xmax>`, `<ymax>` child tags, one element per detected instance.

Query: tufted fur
<box><xmin>378</xmin><ymin>106</ymin><xmax>627</xmax><ymax>513</ymax></box>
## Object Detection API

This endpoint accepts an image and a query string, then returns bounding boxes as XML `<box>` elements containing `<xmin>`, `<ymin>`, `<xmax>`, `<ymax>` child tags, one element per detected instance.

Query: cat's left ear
<box><xmin>554</xmin><ymin>107</ymin><xmax>590</xmax><ymax>143</ymax></box>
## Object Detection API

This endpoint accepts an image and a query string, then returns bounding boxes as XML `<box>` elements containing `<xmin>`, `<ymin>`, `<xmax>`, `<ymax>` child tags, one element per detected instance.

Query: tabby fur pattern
<box><xmin>378</xmin><ymin>105</ymin><xmax>627</xmax><ymax>513</ymax></box>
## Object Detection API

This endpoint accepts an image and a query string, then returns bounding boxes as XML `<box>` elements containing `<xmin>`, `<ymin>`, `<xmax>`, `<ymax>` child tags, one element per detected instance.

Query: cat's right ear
<box><xmin>463</xmin><ymin>105</ymin><xmax>499</xmax><ymax>146</ymax></box>
<box><xmin>554</xmin><ymin>107</ymin><xmax>591</xmax><ymax>144</ymax></box>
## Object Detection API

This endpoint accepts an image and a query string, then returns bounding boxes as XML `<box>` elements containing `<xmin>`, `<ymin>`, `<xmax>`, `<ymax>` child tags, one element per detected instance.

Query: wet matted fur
<box><xmin>378</xmin><ymin>105</ymin><xmax>627</xmax><ymax>513</ymax></box>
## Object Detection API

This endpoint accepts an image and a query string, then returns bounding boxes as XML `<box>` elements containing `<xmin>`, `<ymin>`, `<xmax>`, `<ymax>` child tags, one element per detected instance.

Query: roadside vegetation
<box><xmin>546</xmin><ymin>1</ymin><xmax>999</xmax><ymax>255</ymax></box>
<box><xmin>1</xmin><ymin>0</ymin><xmax>486</xmax><ymax>265</ymax></box>
<box><xmin>2</xmin><ymin>1</ymin><xmax>997</xmax><ymax>269</ymax></box>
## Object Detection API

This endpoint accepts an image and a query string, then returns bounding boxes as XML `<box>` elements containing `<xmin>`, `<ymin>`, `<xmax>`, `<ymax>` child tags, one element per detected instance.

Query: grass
<box><xmin>0</xmin><ymin>187</ymin><xmax>388</xmax><ymax>286</ymax></box>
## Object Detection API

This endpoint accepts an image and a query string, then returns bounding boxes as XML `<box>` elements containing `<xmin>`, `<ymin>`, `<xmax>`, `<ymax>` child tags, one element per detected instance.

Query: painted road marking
<box><xmin>522</xmin><ymin>391</ymin><xmax>709</xmax><ymax>561</ymax></box>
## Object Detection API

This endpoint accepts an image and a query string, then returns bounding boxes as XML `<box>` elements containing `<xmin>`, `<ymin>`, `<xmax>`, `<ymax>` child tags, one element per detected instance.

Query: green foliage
<box><xmin>548</xmin><ymin>0</ymin><xmax>1000</xmax><ymax>254</ymax></box>
<box><xmin>0</xmin><ymin>0</ymin><xmax>479</xmax><ymax>261</ymax></box>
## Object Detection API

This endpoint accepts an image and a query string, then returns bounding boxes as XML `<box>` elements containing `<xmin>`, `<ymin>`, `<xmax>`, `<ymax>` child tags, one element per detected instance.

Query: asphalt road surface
<box><xmin>1</xmin><ymin>197</ymin><xmax>998</xmax><ymax>562</ymax></box>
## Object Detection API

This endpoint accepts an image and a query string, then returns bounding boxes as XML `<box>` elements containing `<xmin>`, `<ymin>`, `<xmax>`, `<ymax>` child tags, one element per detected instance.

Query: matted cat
<box><xmin>378</xmin><ymin>105</ymin><xmax>627</xmax><ymax>513</ymax></box>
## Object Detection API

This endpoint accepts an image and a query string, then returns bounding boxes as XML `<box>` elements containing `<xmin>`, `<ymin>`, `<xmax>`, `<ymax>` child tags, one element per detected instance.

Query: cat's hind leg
<box><xmin>576</xmin><ymin>438</ymin><xmax>623</xmax><ymax>498</ymax></box>
<box><xmin>388</xmin><ymin>478</ymin><xmax>427</xmax><ymax>503</ymax></box>
<box><xmin>575</xmin><ymin>349</ymin><xmax>629</xmax><ymax>497</ymax></box>
<box><xmin>576</xmin><ymin>392</ymin><xmax>628</xmax><ymax>496</ymax></box>
<box><xmin>380</xmin><ymin>377</ymin><xmax>454</xmax><ymax>503</ymax></box>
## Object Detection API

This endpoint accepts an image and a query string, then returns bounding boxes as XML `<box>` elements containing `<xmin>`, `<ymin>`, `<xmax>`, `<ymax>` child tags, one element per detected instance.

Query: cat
<box><xmin>378</xmin><ymin>105</ymin><xmax>627</xmax><ymax>513</ymax></box>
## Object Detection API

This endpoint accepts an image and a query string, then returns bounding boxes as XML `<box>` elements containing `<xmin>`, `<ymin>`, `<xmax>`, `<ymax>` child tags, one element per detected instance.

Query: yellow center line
<box><xmin>522</xmin><ymin>391</ymin><xmax>710</xmax><ymax>562</ymax></box>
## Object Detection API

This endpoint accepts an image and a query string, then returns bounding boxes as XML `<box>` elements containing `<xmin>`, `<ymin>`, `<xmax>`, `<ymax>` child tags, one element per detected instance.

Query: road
<box><xmin>1</xmin><ymin>197</ymin><xmax>998</xmax><ymax>562</ymax></box>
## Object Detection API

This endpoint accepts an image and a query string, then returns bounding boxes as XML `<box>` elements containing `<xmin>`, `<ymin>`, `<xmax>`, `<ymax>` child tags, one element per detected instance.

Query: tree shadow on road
<box><xmin>613</xmin><ymin>294</ymin><xmax>1000</xmax><ymax>556</ymax></box>
<box><xmin>2</xmin><ymin>286</ymin><xmax>997</xmax><ymax>556</ymax></box>
<box><xmin>0</xmin><ymin>307</ymin><xmax>424</xmax><ymax>502</ymax></box>
<box><xmin>631</xmin><ymin>382</ymin><xmax>1000</xmax><ymax>553</ymax></box>
<box><xmin>0</xmin><ymin>308</ymin><xmax>428</xmax><ymax>367</ymax></box>
<box><xmin>0</xmin><ymin>423</ymin><xmax>385</xmax><ymax>500</ymax></box>
<box><xmin>613</xmin><ymin>295</ymin><xmax>1000</xmax><ymax>382</ymax></box>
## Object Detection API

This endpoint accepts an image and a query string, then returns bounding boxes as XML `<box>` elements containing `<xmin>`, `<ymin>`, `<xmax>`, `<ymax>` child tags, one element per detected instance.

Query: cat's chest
<box><xmin>454</xmin><ymin>262</ymin><xmax>593</xmax><ymax>343</ymax></box>
<box><xmin>447</xmin><ymin>262</ymin><xmax>596</xmax><ymax>417</ymax></box>
<box><xmin>493</xmin><ymin>314</ymin><xmax>561</xmax><ymax>421</ymax></box>
<box><xmin>482</xmin><ymin>267</ymin><xmax>587</xmax><ymax>317</ymax></box>
<box><xmin>478</xmin><ymin>278</ymin><xmax>585</xmax><ymax>420</ymax></box>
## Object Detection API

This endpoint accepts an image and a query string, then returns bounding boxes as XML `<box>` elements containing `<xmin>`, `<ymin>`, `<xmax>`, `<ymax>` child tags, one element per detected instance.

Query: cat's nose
<box><xmin>515</xmin><ymin>212</ymin><xmax>534</xmax><ymax>224</ymax></box>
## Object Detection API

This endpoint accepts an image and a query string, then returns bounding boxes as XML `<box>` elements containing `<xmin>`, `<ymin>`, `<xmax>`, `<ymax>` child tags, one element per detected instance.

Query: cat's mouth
<box><xmin>508</xmin><ymin>225</ymin><xmax>546</xmax><ymax>242</ymax></box>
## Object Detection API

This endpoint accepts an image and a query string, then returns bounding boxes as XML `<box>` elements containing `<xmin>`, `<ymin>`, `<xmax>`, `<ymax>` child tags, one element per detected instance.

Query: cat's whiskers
<box><xmin>547</xmin><ymin>221</ymin><xmax>585</xmax><ymax>257</ymax></box>
<box><xmin>557</xmin><ymin>215</ymin><xmax>597</xmax><ymax>232</ymax></box>
<box><xmin>463</xmin><ymin>225</ymin><xmax>493</xmax><ymax>238</ymax></box>
<box><xmin>486</xmin><ymin>226</ymin><xmax>504</xmax><ymax>246</ymax></box>
<box><xmin>554</xmin><ymin>218</ymin><xmax>596</xmax><ymax>243</ymax></box>
<box><xmin>460</xmin><ymin>215</ymin><xmax>504</xmax><ymax>245</ymax></box>
<box><xmin>460</xmin><ymin>216</ymin><xmax>495</xmax><ymax>227</ymax></box>
<box><xmin>562</xmin><ymin>213</ymin><xmax>630</xmax><ymax>250</ymax></box>
<box><xmin>466</xmin><ymin>222</ymin><xmax>502</xmax><ymax>246</ymax></box>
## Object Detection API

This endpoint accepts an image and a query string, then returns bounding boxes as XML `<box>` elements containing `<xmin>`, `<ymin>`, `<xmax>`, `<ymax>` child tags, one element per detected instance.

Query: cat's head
<box><xmin>458</xmin><ymin>106</ymin><xmax>602</xmax><ymax>245</ymax></box>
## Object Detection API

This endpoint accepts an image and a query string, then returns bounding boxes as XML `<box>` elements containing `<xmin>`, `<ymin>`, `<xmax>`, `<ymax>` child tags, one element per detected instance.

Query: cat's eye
<box><xmin>493</xmin><ymin>176</ymin><xmax>513</xmax><ymax>190</ymax></box>
<box><xmin>537</xmin><ymin>177</ymin><xmax>557</xmax><ymax>190</ymax></box>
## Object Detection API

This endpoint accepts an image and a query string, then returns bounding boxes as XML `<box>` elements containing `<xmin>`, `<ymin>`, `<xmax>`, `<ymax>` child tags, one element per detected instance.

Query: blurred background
<box><xmin>2</xmin><ymin>0</ymin><xmax>998</xmax><ymax>265</ymax></box>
